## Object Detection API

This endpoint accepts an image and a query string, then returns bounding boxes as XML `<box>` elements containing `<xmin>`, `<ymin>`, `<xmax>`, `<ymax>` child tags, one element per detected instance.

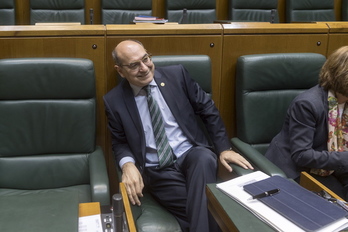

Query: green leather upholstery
<box><xmin>101</xmin><ymin>0</ymin><xmax>152</xmax><ymax>24</ymax></box>
<box><xmin>0</xmin><ymin>0</ymin><xmax>15</xmax><ymax>25</ymax></box>
<box><xmin>229</xmin><ymin>0</ymin><xmax>279</xmax><ymax>22</ymax></box>
<box><xmin>343</xmin><ymin>0</ymin><xmax>348</xmax><ymax>21</ymax></box>
<box><xmin>0</xmin><ymin>58</ymin><xmax>110</xmax><ymax>232</ymax></box>
<box><xmin>231</xmin><ymin>53</ymin><xmax>326</xmax><ymax>177</ymax></box>
<box><xmin>30</xmin><ymin>0</ymin><xmax>85</xmax><ymax>24</ymax></box>
<box><xmin>286</xmin><ymin>0</ymin><xmax>335</xmax><ymax>22</ymax></box>
<box><xmin>166</xmin><ymin>0</ymin><xmax>216</xmax><ymax>23</ymax></box>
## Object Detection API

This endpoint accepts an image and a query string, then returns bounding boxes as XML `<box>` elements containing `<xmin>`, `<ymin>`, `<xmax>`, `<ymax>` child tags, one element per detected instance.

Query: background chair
<box><xmin>116</xmin><ymin>55</ymin><xmax>212</xmax><ymax>232</ymax></box>
<box><xmin>0</xmin><ymin>0</ymin><xmax>15</xmax><ymax>25</ymax></box>
<box><xmin>286</xmin><ymin>0</ymin><xmax>335</xmax><ymax>22</ymax></box>
<box><xmin>30</xmin><ymin>0</ymin><xmax>85</xmax><ymax>24</ymax></box>
<box><xmin>101</xmin><ymin>0</ymin><xmax>152</xmax><ymax>24</ymax></box>
<box><xmin>231</xmin><ymin>53</ymin><xmax>326</xmax><ymax>177</ymax></box>
<box><xmin>343</xmin><ymin>0</ymin><xmax>348</xmax><ymax>21</ymax></box>
<box><xmin>0</xmin><ymin>58</ymin><xmax>110</xmax><ymax>232</ymax></box>
<box><xmin>229</xmin><ymin>0</ymin><xmax>279</xmax><ymax>23</ymax></box>
<box><xmin>166</xmin><ymin>0</ymin><xmax>216</xmax><ymax>24</ymax></box>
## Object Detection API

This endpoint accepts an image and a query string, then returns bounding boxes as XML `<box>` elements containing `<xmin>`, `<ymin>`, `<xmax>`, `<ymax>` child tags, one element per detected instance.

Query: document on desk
<box><xmin>216</xmin><ymin>171</ymin><xmax>348</xmax><ymax>232</ymax></box>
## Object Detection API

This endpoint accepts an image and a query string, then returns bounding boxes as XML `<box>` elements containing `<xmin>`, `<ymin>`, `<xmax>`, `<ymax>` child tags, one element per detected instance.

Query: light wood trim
<box><xmin>223</xmin><ymin>22</ymin><xmax>329</xmax><ymax>34</ymax></box>
<box><xmin>106</xmin><ymin>24</ymin><xmax>223</xmax><ymax>35</ymax></box>
<box><xmin>0</xmin><ymin>25</ymin><xmax>105</xmax><ymax>37</ymax></box>
<box><xmin>79</xmin><ymin>202</ymin><xmax>101</xmax><ymax>217</ymax></box>
<box><xmin>327</xmin><ymin>22</ymin><xmax>348</xmax><ymax>33</ymax></box>
<box><xmin>300</xmin><ymin>171</ymin><xmax>344</xmax><ymax>201</ymax></box>
<box><xmin>206</xmin><ymin>186</ymin><xmax>238</xmax><ymax>232</ymax></box>
<box><xmin>120</xmin><ymin>182</ymin><xmax>137</xmax><ymax>232</ymax></box>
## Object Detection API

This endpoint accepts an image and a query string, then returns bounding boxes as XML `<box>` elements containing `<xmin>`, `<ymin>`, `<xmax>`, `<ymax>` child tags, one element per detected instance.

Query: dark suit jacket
<box><xmin>103</xmin><ymin>65</ymin><xmax>231</xmax><ymax>172</ymax></box>
<box><xmin>265</xmin><ymin>85</ymin><xmax>348</xmax><ymax>179</ymax></box>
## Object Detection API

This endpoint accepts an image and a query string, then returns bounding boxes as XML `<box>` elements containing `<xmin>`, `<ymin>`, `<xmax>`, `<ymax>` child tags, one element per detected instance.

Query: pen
<box><xmin>250</xmin><ymin>188</ymin><xmax>280</xmax><ymax>200</ymax></box>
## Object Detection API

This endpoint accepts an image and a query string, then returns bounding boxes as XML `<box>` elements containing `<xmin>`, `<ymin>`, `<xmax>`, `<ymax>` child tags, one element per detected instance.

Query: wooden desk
<box><xmin>79</xmin><ymin>182</ymin><xmax>136</xmax><ymax>232</ymax></box>
<box><xmin>207</xmin><ymin>172</ymin><xmax>345</xmax><ymax>232</ymax></box>
<box><xmin>300</xmin><ymin>171</ymin><xmax>344</xmax><ymax>201</ymax></box>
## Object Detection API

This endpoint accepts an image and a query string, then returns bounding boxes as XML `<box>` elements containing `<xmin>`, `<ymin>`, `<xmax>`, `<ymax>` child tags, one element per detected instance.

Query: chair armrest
<box><xmin>89</xmin><ymin>146</ymin><xmax>110</xmax><ymax>205</ymax></box>
<box><xmin>231</xmin><ymin>138</ymin><xmax>287</xmax><ymax>178</ymax></box>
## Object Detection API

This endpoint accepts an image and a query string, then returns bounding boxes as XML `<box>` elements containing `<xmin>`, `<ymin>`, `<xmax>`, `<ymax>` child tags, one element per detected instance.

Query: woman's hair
<box><xmin>319</xmin><ymin>46</ymin><xmax>348</xmax><ymax>96</ymax></box>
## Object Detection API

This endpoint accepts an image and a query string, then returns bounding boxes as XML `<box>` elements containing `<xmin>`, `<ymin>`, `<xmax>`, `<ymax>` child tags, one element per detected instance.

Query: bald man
<box><xmin>103</xmin><ymin>40</ymin><xmax>253</xmax><ymax>232</ymax></box>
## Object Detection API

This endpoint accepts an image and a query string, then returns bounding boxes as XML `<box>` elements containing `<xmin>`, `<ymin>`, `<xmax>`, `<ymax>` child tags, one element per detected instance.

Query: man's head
<box><xmin>112</xmin><ymin>40</ymin><xmax>155</xmax><ymax>87</ymax></box>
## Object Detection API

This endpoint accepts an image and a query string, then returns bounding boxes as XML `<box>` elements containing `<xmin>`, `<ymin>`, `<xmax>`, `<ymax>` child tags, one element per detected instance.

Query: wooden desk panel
<box><xmin>327</xmin><ymin>22</ymin><xmax>348</xmax><ymax>55</ymax></box>
<box><xmin>300</xmin><ymin>171</ymin><xmax>344</xmax><ymax>201</ymax></box>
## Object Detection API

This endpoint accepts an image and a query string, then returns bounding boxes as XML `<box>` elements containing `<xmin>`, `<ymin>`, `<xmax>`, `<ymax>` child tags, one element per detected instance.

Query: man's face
<box><xmin>115</xmin><ymin>41</ymin><xmax>155</xmax><ymax>87</ymax></box>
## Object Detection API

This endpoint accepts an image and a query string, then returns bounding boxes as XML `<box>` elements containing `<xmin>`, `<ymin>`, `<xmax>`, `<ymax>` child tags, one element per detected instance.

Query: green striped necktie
<box><xmin>146</xmin><ymin>85</ymin><xmax>174</xmax><ymax>168</ymax></box>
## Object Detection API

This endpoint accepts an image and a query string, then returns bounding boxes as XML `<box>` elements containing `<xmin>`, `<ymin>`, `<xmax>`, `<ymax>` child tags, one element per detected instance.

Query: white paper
<box><xmin>78</xmin><ymin>214</ymin><xmax>103</xmax><ymax>232</ymax></box>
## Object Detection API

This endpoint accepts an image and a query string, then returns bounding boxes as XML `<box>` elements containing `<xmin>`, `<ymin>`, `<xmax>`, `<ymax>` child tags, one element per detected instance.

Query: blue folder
<box><xmin>243</xmin><ymin>176</ymin><xmax>348</xmax><ymax>232</ymax></box>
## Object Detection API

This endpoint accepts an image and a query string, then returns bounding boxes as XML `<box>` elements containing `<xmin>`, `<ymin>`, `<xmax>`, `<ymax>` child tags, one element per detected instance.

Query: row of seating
<box><xmin>1</xmin><ymin>0</ymin><xmax>348</xmax><ymax>25</ymax></box>
<box><xmin>0</xmin><ymin>53</ymin><xmax>330</xmax><ymax>232</ymax></box>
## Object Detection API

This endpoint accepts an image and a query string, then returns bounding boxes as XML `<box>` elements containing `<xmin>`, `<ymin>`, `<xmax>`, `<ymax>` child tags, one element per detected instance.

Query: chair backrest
<box><xmin>166</xmin><ymin>0</ymin><xmax>216</xmax><ymax>24</ymax></box>
<box><xmin>343</xmin><ymin>0</ymin><xmax>348</xmax><ymax>21</ymax></box>
<box><xmin>0</xmin><ymin>0</ymin><xmax>15</xmax><ymax>25</ymax></box>
<box><xmin>101</xmin><ymin>0</ymin><xmax>152</xmax><ymax>24</ymax></box>
<box><xmin>229</xmin><ymin>0</ymin><xmax>279</xmax><ymax>23</ymax></box>
<box><xmin>235</xmin><ymin>53</ymin><xmax>326</xmax><ymax>155</ymax></box>
<box><xmin>0</xmin><ymin>58</ymin><xmax>96</xmax><ymax>189</ymax></box>
<box><xmin>152</xmin><ymin>55</ymin><xmax>211</xmax><ymax>95</ymax></box>
<box><xmin>30</xmin><ymin>0</ymin><xmax>85</xmax><ymax>24</ymax></box>
<box><xmin>286</xmin><ymin>0</ymin><xmax>335</xmax><ymax>22</ymax></box>
<box><xmin>152</xmin><ymin>55</ymin><xmax>213</xmax><ymax>146</ymax></box>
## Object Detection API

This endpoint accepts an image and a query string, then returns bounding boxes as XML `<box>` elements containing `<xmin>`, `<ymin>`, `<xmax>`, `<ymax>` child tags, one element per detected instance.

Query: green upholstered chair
<box><xmin>30</xmin><ymin>0</ymin><xmax>85</xmax><ymax>24</ymax></box>
<box><xmin>343</xmin><ymin>0</ymin><xmax>348</xmax><ymax>21</ymax></box>
<box><xmin>231</xmin><ymin>53</ymin><xmax>326</xmax><ymax>177</ymax></box>
<box><xmin>286</xmin><ymin>0</ymin><xmax>335</xmax><ymax>22</ymax></box>
<box><xmin>116</xmin><ymin>55</ymin><xmax>212</xmax><ymax>232</ymax></box>
<box><xmin>166</xmin><ymin>0</ymin><xmax>216</xmax><ymax>24</ymax></box>
<box><xmin>0</xmin><ymin>0</ymin><xmax>15</xmax><ymax>25</ymax></box>
<box><xmin>101</xmin><ymin>0</ymin><xmax>152</xmax><ymax>24</ymax></box>
<box><xmin>0</xmin><ymin>58</ymin><xmax>110</xmax><ymax>232</ymax></box>
<box><xmin>229</xmin><ymin>0</ymin><xmax>279</xmax><ymax>23</ymax></box>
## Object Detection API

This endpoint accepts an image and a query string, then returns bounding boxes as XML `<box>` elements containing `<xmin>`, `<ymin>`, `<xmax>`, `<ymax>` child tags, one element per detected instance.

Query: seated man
<box><xmin>103</xmin><ymin>39</ymin><xmax>253</xmax><ymax>232</ymax></box>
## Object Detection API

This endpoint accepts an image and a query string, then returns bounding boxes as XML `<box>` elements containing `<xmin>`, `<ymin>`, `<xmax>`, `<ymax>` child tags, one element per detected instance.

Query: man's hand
<box><xmin>121</xmin><ymin>162</ymin><xmax>144</xmax><ymax>206</ymax></box>
<box><xmin>219</xmin><ymin>150</ymin><xmax>254</xmax><ymax>172</ymax></box>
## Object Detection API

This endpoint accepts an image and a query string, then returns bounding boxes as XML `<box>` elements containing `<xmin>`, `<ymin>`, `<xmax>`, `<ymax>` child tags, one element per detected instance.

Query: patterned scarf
<box><xmin>310</xmin><ymin>90</ymin><xmax>348</xmax><ymax>176</ymax></box>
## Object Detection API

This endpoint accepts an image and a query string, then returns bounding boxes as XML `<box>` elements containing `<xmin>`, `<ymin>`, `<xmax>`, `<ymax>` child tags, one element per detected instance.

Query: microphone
<box><xmin>270</xmin><ymin>9</ymin><xmax>276</xmax><ymax>23</ymax></box>
<box><xmin>112</xmin><ymin>193</ymin><xmax>124</xmax><ymax>232</ymax></box>
<box><xmin>179</xmin><ymin>8</ymin><xmax>188</xmax><ymax>24</ymax></box>
<box><xmin>90</xmin><ymin>8</ymin><xmax>94</xmax><ymax>24</ymax></box>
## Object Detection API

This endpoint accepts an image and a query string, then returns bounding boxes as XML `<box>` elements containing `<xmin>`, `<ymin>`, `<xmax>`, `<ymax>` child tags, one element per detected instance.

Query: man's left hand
<box><xmin>219</xmin><ymin>150</ymin><xmax>254</xmax><ymax>172</ymax></box>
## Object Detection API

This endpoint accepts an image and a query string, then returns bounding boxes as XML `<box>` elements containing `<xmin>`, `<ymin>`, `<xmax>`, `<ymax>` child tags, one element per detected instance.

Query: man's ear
<box><xmin>114</xmin><ymin>65</ymin><xmax>125</xmax><ymax>78</ymax></box>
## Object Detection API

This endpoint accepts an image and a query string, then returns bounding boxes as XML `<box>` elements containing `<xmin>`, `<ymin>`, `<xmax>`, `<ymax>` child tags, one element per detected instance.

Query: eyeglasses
<box><xmin>120</xmin><ymin>54</ymin><xmax>152</xmax><ymax>71</ymax></box>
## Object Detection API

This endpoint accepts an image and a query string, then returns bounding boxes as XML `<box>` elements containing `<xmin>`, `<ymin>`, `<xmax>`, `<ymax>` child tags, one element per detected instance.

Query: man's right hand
<box><xmin>121</xmin><ymin>162</ymin><xmax>144</xmax><ymax>206</ymax></box>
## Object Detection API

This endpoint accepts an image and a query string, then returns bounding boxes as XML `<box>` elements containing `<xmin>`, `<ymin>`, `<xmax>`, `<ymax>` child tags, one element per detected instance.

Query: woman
<box><xmin>265</xmin><ymin>46</ymin><xmax>348</xmax><ymax>200</ymax></box>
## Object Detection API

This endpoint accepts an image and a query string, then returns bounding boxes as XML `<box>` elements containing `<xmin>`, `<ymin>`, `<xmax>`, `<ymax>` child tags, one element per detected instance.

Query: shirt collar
<box><xmin>130</xmin><ymin>79</ymin><xmax>157</xmax><ymax>96</ymax></box>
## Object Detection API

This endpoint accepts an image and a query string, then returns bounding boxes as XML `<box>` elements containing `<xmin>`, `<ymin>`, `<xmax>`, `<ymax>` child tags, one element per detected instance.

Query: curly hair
<box><xmin>319</xmin><ymin>46</ymin><xmax>348</xmax><ymax>96</ymax></box>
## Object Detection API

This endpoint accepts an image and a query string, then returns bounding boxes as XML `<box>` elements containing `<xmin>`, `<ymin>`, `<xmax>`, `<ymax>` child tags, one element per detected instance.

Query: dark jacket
<box><xmin>103</xmin><ymin>65</ymin><xmax>231</xmax><ymax>172</ymax></box>
<box><xmin>265</xmin><ymin>85</ymin><xmax>348</xmax><ymax>179</ymax></box>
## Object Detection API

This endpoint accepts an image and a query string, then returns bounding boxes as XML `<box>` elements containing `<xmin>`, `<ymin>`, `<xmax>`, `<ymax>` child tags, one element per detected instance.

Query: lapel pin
<box><xmin>160</xmin><ymin>82</ymin><xmax>165</xmax><ymax>87</ymax></box>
